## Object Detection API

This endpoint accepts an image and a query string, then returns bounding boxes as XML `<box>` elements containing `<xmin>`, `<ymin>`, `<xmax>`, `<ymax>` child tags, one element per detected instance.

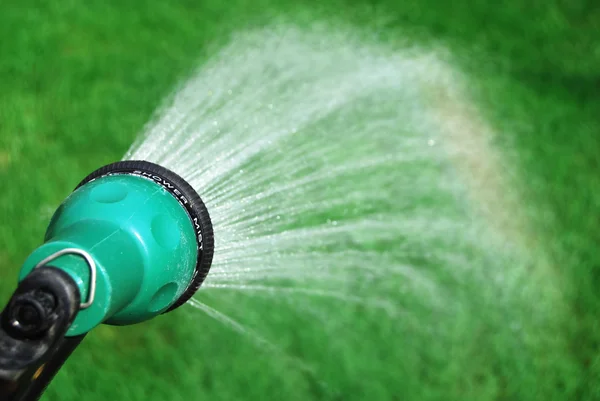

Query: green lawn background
<box><xmin>0</xmin><ymin>1</ymin><xmax>598</xmax><ymax>400</ymax></box>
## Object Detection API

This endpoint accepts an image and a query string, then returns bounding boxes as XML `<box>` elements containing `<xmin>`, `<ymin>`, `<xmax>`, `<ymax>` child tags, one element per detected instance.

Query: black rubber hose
<box><xmin>0</xmin><ymin>267</ymin><xmax>83</xmax><ymax>401</ymax></box>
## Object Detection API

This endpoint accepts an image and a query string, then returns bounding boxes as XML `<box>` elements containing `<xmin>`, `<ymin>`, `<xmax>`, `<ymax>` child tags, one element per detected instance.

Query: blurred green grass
<box><xmin>0</xmin><ymin>1</ymin><xmax>599</xmax><ymax>400</ymax></box>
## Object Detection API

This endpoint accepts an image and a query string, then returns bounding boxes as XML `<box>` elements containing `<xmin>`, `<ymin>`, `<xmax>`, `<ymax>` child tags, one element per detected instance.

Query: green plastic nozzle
<box><xmin>17</xmin><ymin>161</ymin><xmax>214</xmax><ymax>336</ymax></box>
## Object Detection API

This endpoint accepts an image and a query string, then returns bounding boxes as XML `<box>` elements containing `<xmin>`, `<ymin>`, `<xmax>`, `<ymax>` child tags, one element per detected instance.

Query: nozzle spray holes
<box><xmin>91</xmin><ymin>183</ymin><xmax>128</xmax><ymax>204</ymax></box>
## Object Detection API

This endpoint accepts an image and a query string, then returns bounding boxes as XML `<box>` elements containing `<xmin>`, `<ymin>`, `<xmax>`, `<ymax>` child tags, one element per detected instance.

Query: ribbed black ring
<box><xmin>75</xmin><ymin>160</ymin><xmax>214</xmax><ymax>312</ymax></box>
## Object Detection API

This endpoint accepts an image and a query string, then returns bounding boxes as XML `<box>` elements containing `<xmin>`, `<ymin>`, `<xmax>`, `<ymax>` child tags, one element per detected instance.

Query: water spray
<box><xmin>0</xmin><ymin>160</ymin><xmax>214</xmax><ymax>401</ymax></box>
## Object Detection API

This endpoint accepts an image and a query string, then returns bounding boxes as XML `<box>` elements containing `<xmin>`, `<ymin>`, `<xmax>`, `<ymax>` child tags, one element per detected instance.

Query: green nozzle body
<box><xmin>18</xmin><ymin>162</ymin><xmax>213</xmax><ymax>336</ymax></box>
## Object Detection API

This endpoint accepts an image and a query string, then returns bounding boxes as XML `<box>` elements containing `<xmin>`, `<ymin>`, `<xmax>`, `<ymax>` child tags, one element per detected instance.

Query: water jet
<box><xmin>0</xmin><ymin>25</ymin><xmax>554</xmax><ymax>401</ymax></box>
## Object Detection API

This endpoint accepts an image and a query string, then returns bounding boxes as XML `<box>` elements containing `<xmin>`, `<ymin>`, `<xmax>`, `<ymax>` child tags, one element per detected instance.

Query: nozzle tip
<box><xmin>76</xmin><ymin>160</ymin><xmax>214</xmax><ymax>311</ymax></box>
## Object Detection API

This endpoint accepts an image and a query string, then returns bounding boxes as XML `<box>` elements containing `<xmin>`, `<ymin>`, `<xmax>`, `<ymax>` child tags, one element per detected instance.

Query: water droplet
<box><xmin>428</xmin><ymin>139</ymin><xmax>436</xmax><ymax>146</ymax></box>
<box><xmin>228</xmin><ymin>89</ymin><xmax>233</xmax><ymax>94</ymax></box>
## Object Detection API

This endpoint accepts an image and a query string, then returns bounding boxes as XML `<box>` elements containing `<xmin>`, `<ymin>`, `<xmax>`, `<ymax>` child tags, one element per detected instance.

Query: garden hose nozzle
<box><xmin>0</xmin><ymin>160</ymin><xmax>214</xmax><ymax>401</ymax></box>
